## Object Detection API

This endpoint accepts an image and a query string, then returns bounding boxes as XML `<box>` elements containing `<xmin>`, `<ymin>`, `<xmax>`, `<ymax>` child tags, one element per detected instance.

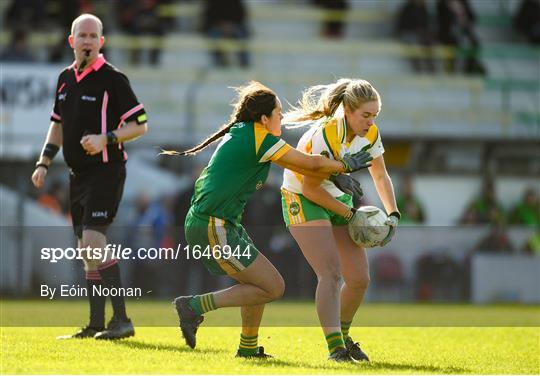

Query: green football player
<box><xmin>162</xmin><ymin>81</ymin><xmax>372</xmax><ymax>359</ymax></box>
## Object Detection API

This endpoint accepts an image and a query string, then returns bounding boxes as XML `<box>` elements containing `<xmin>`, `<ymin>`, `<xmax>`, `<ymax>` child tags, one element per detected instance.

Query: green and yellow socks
<box><xmin>341</xmin><ymin>320</ymin><xmax>352</xmax><ymax>341</ymax></box>
<box><xmin>326</xmin><ymin>331</ymin><xmax>346</xmax><ymax>354</ymax></box>
<box><xmin>238</xmin><ymin>333</ymin><xmax>259</xmax><ymax>356</ymax></box>
<box><xmin>188</xmin><ymin>293</ymin><xmax>217</xmax><ymax>315</ymax></box>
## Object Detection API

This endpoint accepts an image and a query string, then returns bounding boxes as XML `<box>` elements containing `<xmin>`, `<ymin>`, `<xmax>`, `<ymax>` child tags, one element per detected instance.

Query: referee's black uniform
<box><xmin>51</xmin><ymin>54</ymin><xmax>146</xmax><ymax>238</ymax></box>
<box><xmin>51</xmin><ymin>54</ymin><xmax>146</xmax><ymax>340</ymax></box>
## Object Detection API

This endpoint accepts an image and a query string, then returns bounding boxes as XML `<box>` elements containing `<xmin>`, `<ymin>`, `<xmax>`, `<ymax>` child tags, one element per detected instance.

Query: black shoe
<box><xmin>236</xmin><ymin>346</ymin><xmax>273</xmax><ymax>359</ymax></box>
<box><xmin>345</xmin><ymin>336</ymin><xmax>370</xmax><ymax>361</ymax></box>
<box><xmin>174</xmin><ymin>296</ymin><xmax>204</xmax><ymax>349</ymax></box>
<box><xmin>328</xmin><ymin>347</ymin><xmax>356</xmax><ymax>362</ymax></box>
<box><xmin>56</xmin><ymin>325</ymin><xmax>104</xmax><ymax>339</ymax></box>
<box><xmin>94</xmin><ymin>317</ymin><xmax>135</xmax><ymax>340</ymax></box>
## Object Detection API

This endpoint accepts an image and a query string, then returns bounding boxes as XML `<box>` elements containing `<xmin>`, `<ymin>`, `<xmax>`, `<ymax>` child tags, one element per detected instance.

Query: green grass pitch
<box><xmin>1</xmin><ymin>300</ymin><xmax>539</xmax><ymax>374</ymax></box>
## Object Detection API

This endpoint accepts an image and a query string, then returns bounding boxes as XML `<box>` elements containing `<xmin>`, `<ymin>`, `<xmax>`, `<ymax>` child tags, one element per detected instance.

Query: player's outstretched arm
<box><xmin>273</xmin><ymin>147</ymin><xmax>344</xmax><ymax>177</ymax></box>
<box><xmin>274</xmin><ymin>147</ymin><xmax>372</xmax><ymax>176</ymax></box>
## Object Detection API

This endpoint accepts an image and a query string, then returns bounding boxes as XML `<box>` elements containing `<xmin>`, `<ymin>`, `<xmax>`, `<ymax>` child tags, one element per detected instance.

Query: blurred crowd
<box><xmin>2</xmin><ymin>0</ymin><xmax>539</xmax><ymax>73</ymax></box>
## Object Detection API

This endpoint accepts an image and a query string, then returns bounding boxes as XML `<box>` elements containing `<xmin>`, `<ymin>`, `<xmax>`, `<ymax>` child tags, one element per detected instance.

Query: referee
<box><xmin>31</xmin><ymin>14</ymin><xmax>148</xmax><ymax>340</ymax></box>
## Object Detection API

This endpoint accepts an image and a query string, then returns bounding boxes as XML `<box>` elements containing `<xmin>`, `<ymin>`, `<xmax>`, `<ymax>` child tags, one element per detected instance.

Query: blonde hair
<box><xmin>161</xmin><ymin>81</ymin><xmax>277</xmax><ymax>156</ymax></box>
<box><xmin>71</xmin><ymin>14</ymin><xmax>103</xmax><ymax>36</ymax></box>
<box><xmin>285</xmin><ymin>78</ymin><xmax>380</xmax><ymax>124</ymax></box>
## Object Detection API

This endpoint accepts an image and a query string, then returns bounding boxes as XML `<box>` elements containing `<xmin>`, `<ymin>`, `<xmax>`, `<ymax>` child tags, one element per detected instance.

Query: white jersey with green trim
<box><xmin>281</xmin><ymin>115</ymin><xmax>384</xmax><ymax>197</ymax></box>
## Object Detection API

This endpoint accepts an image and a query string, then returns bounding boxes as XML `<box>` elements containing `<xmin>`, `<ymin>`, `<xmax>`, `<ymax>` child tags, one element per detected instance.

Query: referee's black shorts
<box><xmin>69</xmin><ymin>162</ymin><xmax>126</xmax><ymax>239</ymax></box>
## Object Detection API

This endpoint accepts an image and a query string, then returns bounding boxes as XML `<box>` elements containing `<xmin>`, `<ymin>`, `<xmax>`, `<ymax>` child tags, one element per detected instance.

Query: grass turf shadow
<box><xmin>111</xmin><ymin>339</ymin><xmax>227</xmax><ymax>355</ymax></box>
<box><xmin>367</xmin><ymin>361</ymin><xmax>469</xmax><ymax>373</ymax></box>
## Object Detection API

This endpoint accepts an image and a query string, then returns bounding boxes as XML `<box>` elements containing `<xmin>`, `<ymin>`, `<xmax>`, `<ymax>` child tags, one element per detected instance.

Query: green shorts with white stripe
<box><xmin>184</xmin><ymin>208</ymin><xmax>260</xmax><ymax>276</ymax></box>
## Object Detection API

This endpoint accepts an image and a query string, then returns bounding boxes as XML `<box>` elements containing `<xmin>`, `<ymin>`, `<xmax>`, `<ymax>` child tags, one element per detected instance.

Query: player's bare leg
<box><xmin>289</xmin><ymin>220</ymin><xmax>352</xmax><ymax>361</ymax></box>
<box><xmin>232</xmin><ymin>304</ymin><xmax>272</xmax><ymax>358</ymax></box>
<box><xmin>174</xmin><ymin>252</ymin><xmax>284</xmax><ymax>349</ymax></box>
<box><xmin>333</xmin><ymin>225</ymin><xmax>370</xmax><ymax>361</ymax></box>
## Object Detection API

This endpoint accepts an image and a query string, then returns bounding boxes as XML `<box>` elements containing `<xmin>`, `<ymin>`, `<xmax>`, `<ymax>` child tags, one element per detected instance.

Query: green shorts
<box><xmin>281</xmin><ymin>189</ymin><xmax>353</xmax><ymax>227</ymax></box>
<box><xmin>184</xmin><ymin>209</ymin><xmax>259</xmax><ymax>276</ymax></box>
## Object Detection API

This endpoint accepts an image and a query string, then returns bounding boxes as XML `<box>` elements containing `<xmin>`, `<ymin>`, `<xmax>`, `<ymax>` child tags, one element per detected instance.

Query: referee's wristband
<box><xmin>35</xmin><ymin>162</ymin><xmax>49</xmax><ymax>170</ymax></box>
<box><xmin>388</xmin><ymin>211</ymin><xmax>401</xmax><ymax>220</ymax></box>
<box><xmin>41</xmin><ymin>143</ymin><xmax>59</xmax><ymax>160</ymax></box>
<box><xmin>106</xmin><ymin>131</ymin><xmax>118</xmax><ymax>145</ymax></box>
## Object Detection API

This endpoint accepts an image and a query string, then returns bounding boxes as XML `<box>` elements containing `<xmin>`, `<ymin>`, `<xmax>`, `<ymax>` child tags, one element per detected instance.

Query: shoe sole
<box><xmin>56</xmin><ymin>334</ymin><xmax>96</xmax><ymax>340</ymax></box>
<box><xmin>94</xmin><ymin>329</ymin><xmax>135</xmax><ymax>340</ymax></box>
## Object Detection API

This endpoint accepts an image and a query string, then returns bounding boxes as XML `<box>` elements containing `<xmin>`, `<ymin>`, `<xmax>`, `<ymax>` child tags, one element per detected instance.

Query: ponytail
<box><xmin>160</xmin><ymin>121</ymin><xmax>235</xmax><ymax>156</ymax></box>
<box><xmin>284</xmin><ymin>78</ymin><xmax>380</xmax><ymax>126</ymax></box>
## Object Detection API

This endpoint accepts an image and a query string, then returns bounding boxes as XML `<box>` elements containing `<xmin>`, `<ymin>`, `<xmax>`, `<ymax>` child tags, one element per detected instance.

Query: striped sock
<box><xmin>341</xmin><ymin>320</ymin><xmax>352</xmax><ymax>340</ymax></box>
<box><xmin>238</xmin><ymin>333</ymin><xmax>258</xmax><ymax>356</ymax></box>
<box><xmin>326</xmin><ymin>331</ymin><xmax>345</xmax><ymax>355</ymax></box>
<box><xmin>188</xmin><ymin>293</ymin><xmax>217</xmax><ymax>315</ymax></box>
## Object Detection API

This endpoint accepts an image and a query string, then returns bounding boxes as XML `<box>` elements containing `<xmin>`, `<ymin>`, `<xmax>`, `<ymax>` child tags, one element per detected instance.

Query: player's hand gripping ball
<box><xmin>348</xmin><ymin>206</ymin><xmax>391</xmax><ymax>248</ymax></box>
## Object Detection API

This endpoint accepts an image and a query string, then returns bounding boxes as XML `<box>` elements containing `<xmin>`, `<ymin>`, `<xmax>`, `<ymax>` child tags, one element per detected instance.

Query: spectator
<box><xmin>395</xmin><ymin>0</ymin><xmax>435</xmax><ymax>73</ymax></box>
<box><xmin>125</xmin><ymin>192</ymin><xmax>173</xmax><ymax>295</ymax></box>
<box><xmin>1</xmin><ymin>29</ymin><xmax>35</xmax><ymax>62</ymax></box>
<box><xmin>46</xmin><ymin>0</ymin><xmax>82</xmax><ymax>62</ymax></box>
<box><xmin>513</xmin><ymin>0</ymin><xmax>540</xmax><ymax>45</ymax></box>
<box><xmin>201</xmin><ymin>0</ymin><xmax>250</xmax><ymax>68</ymax></box>
<box><xmin>116</xmin><ymin>0</ymin><xmax>174</xmax><ymax>66</ymax></box>
<box><xmin>312</xmin><ymin>0</ymin><xmax>349</xmax><ymax>39</ymax></box>
<box><xmin>4</xmin><ymin>0</ymin><xmax>46</xmax><ymax>31</ymax></box>
<box><xmin>436</xmin><ymin>0</ymin><xmax>486</xmax><ymax>75</ymax></box>
<box><xmin>522</xmin><ymin>229</ymin><xmax>540</xmax><ymax>255</ymax></box>
<box><xmin>510</xmin><ymin>188</ymin><xmax>540</xmax><ymax>226</ymax></box>
<box><xmin>127</xmin><ymin>192</ymin><xmax>172</xmax><ymax>249</ymax></box>
<box><xmin>473</xmin><ymin>222</ymin><xmax>514</xmax><ymax>254</ymax></box>
<box><xmin>396</xmin><ymin>174</ymin><xmax>425</xmax><ymax>224</ymax></box>
<box><xmin>37</xmin><ymin>180</ymin><xmax>68</xmax><ymax>217</ymax></box>
<box><xmin>460</xmin><ymin>177</ymin><xmax>505</xmax><ymax>225</ymax></box>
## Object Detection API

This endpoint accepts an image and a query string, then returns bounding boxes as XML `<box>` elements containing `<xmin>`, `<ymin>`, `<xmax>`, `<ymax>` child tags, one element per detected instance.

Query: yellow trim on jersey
<box><xmin>365</xmin><ymin>124</ymin><xmax>379</xmax><ymax>146</ymax></box>
<box><xmin>259</xmin><ymin>139</ymin><xmax>291</xmax><ymax>162</ymax></box>
<box><xmin>306</xmin><ymin>139</ymin><xmax>312</xmax><ymax>154</ymax></box>
<box><xmin>282</xmin><ymin>189</ymin><xmax>305</xmax><ymax>225</ymax></box>
<box><xmin>337</xmin><ymin>117</ymin><xmax>346</xmax><ymax>144</ymax></box>
<box><xmin>254</xmin><ymin>122</ymin><xmax>269</xmax><ymax>155</ymax></box>
<box><xmin>270</xmin><ymin>143</ymin><xmax>291</xmax><ymax>161</ymax></box>
<box><xmin>322</xmin><ymin>118</ymin><xmax>342</xmax><ymax>159</ymax></box>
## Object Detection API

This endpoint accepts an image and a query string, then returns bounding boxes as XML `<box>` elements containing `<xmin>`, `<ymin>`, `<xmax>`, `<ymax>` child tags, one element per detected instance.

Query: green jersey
<box><xmin>190</xmin><ymin>121</ymin><xmax>291</xmax><ymax>224</ymax></box>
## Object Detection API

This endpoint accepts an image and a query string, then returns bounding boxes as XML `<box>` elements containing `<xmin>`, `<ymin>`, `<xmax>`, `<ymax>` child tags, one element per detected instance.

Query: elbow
<box><xmin>310</xmin><ymin>155</ymin><xmax>324</xmax><ymax>173</ymax></box>
<box><xmin>139</xmin><ymin>123</ymin><xmax>148</xmax><ymax>136</ymax></box>
<box><xmin>373</xmin><ymin>170</ymin><xmax>390</xmax><ymax>183</ymax></box>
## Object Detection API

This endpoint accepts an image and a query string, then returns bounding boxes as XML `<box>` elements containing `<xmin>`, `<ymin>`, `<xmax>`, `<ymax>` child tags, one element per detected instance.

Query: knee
<box><xmin>317</xmin><ymin>266</ymin><xmax>342</xmax><ymax>288</ymax></box>
<box><xmin>344</xmin><ymin>273</ymin><xmax>370</xmax><ymax>291</ymax></box>
<box><xmin>265</xmin><ymin>274</ymin><xmax>285</xmax><ymax>301</ymax></box>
